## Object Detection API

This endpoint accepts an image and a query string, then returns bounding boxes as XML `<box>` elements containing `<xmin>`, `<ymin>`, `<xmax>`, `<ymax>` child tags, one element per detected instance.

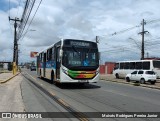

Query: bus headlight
<box><xmin>96</xmin><ymin>70</ymin><xmax>99</xmax><ymax>75</ymax></box>
<box><xmin>62</xmin><ymin>68</ymin><xmax>68</xmax><ymax>75</ymax></box>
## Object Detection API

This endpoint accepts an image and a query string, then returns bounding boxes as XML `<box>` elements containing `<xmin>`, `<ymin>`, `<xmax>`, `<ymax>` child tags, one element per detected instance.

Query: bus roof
<box><xmin>116</xmin><ymin>60</ymin><xmax>160</xmax><ymax>63</ymax></box>
<box><xmin>37</xmin><ymin>39</ymin><xmax>97</xmax><ymax>55</ymax></box>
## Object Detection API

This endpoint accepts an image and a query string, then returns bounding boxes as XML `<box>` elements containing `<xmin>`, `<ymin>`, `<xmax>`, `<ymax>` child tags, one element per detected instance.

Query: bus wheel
<box><xmin>151</xmin><ymin>81</ymin><xmax>156</xmax><ymax>85</ymax></box>
<box><xmin>115</xmin><ymin>73</ymin><xmax>119</xmax><ymax>79</ymax></box>
<box><xmin>51</xmin><ymin>71</ymin><xmax>54</xmax><ymax>84</ymax></box>
<box><xmin>39</xmin><ymin>69</ymin><xmax>42</xmax><ymax>78</ymax></box>
<box><xmin>140</xmin><ymin>78</ymin><xmax>145</xmax><ymax>84</ymax></box>
<box><xmin>126</xmin><ymin>77</ymin><xmax>130</xmax><ymax>82</ymax></box>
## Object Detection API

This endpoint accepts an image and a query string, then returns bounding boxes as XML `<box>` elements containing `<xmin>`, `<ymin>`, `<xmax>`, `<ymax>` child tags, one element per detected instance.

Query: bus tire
<box><xmin>151</xmin><ymin>81</ymin><xmax>156</xmax><ymax>85</ymax></box>
<box><xmin>51</xmin><ymin>71</ymin><xmax>54</xmax><ymax>84</ymax></box>
<box><xmin>39</xmin><ymin>69</ymin><xmax>42</xmax><ymax>78</ymax></box>
<box><xmin>126</xmin><ymin>77</ymin><xmax>130</xmax><ymax>82</ymax></box>
<box><xmin>140</xmin><ymin>78</ymin><xmax>145</xmax><ymax>84</ymax></box>
<box><xmin>115</xmin><ymin>73</ymin><xmax>119</xmax><ymax>79</ymax></box>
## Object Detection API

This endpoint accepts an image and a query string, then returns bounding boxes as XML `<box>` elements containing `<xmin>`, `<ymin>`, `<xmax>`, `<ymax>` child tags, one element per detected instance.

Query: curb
<box><xmin>104</xmin><ymin>79</ymin><xmax>160</xmax><ymax>90</ymax></box>
<box><xmin>0</xmin><ymin>72</ymin><xmax>20</xmax><ymax>84</ymax></box>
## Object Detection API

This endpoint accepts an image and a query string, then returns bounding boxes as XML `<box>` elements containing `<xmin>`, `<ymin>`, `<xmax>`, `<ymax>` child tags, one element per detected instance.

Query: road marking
<box><xmin>58</xmin><ymin>99</ymin><xmax>69</xmax><ymax>107</ymax></box>
<box><xmin>50</xmin><ymin>91</ymin><xmax>56</xmax><ymax>96</ymax></box>
<box><xmin>25</xmin><ymin>71</ymin><xmax>37</xmax><ymax>81</ymax></box>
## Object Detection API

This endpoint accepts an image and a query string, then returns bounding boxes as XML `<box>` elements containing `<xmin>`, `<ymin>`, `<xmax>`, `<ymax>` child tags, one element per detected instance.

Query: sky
<box><xmin>0</xmin><ymin>0</ymin><xmax>160</xmax><ymax>64</ymax></box>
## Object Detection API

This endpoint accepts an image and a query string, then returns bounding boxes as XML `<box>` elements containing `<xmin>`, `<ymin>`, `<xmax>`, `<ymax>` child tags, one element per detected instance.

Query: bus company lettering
<box><xmin>70</xmin><ymin>41</ymin><xmax>90</xmax><ymax>47</ymax></box>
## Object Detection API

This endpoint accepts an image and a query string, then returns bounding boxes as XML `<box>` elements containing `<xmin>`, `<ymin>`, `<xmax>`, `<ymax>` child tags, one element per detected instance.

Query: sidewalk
<box><xmin>0</xmin><ymin>71</ymin><xmax>20</xmax><ymax>84</ymax></box>
<box><xmin>100</xmin><ymin>74</ymin><xmax>160</xmax><ymax>90</ymax></box>
<box><xmin>0</xmin><ymin>73</ymin><xmax>26</xmax><ymax>121</ymax></box>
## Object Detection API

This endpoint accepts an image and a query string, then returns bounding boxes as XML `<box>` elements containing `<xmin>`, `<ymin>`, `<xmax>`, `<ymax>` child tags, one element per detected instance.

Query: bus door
<box><xmin>37</xmin><ymin>56</ymin><xmax>39</xmax><ymax>75</ymax></box>
<box><xmin>55</xmin><ymin>47</ymin><xmax>60</xmax><ymax>79</ymax></box>
<box><xmin>43</xmin><ymin>52</ymin><xmax>46</xmax><ymax>77</ymax></box>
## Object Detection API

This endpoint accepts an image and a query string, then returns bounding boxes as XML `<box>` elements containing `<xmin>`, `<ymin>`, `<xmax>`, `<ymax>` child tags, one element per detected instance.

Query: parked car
<box><xmin>30</xmin><ymin>66</ymin><xmax>36</xmax><ymax>71</ymax></box>
<box><xmin>125</xmin><ymin>70</ymin><xmax>156</xmax><ymax>84</ymax></box>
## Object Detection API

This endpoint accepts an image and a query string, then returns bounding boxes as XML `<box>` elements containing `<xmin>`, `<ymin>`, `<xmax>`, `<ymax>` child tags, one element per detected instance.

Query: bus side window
<box><xmin>49</xmin><ymin>48</ymin><xmax>52</xmax><ymax>60</ymax></box>
<box><xmin>114</xmin><ymin>63</ymin><xmax>119</xmax><ymax>70</ymax></box>
<box><xmin>39</xmin><ymin>54</ymin><xmax>41</xmax><ymax>62</ymax></box>
<box><xmin>120</xmin><ymin>63</ymin><xmax>124</xmax><ymax>69</ymax></box>
<box><xmin>136</xmin><ymin>62</ymin><xmax>142</xmax><ymax>69</ymax></box>
<box><xmin>130</xmin><ymin>62</ymin><xmax>135</xmax><ymax>69</ymax></box>
<box><xmin>52</xmin><ymin>47</ymin><xmax>54</xmax><ymax>60</ymax></box>
<box><xmin>47</xmin><ymin>50</ymin><xmax>49</xmax><ymax>61</ymax></box>
<box><xmin>46</xmin><ymin>49</ymin><xmax>52</xmax><ymax>61</ymax></box>
<box><xmin>143</xmin><ymin>62</ymin><xmax>150</xmax><ymax>70</ymax></box>
<box><xmin>124</xmin><ymin>62</ymin><xmax>129</xmax><ymax>69</ymax></box>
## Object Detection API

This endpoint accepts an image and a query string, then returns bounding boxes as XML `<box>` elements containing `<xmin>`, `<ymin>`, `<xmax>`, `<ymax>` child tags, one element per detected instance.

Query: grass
<box><xmin>133</xmin><ymin>83</ymin><xmax>140</xmax><ymax>86</ymax></box>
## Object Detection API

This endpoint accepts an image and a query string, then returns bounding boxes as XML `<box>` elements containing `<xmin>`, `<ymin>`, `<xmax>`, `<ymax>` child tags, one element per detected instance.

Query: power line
<box><xmin>17</xmin><ymin>0</ymin><xmax>36</xmax><ymax>40</ymax></box>
<box><xmin>22</xmin><ymin>0</ymin><xmax>43</xmax><ymax>40</ymax></box>
<box><xmin>110</xmin><ymin>25</ymin><xmax>141</xmax><ymax>36</ymax></box>
<box><xmin>101</xmin><ymin>18</ymin><xmax>160</xmax><ymax>40</ymax></box>
<box><xmin>146</xmin><ymin>18</ymin><xmax>160</xmax><ymax>25</ymax></box>
<box><xmin>99</xmin><ymin>24</ymin><xmax>141</xmax><ymax>41</ymax></box>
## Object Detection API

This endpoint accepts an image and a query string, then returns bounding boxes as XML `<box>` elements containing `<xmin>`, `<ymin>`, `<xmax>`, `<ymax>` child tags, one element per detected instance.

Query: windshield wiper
<box><xmin>72</xmin><ymin>45</ymin><xmax>78</xmax><ymax>52</ymax></box>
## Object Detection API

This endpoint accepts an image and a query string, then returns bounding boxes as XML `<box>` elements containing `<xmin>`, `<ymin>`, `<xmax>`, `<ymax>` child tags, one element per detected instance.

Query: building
<box><xmin>0</xmin><ymin>62</ymin><xmax>12</xmax><ymax>71</ymax></box>
<box><xmin>144</xmin><ymin>57</ymin><xmax>160</xmax><ymax>60</ymax></box>
<box><xmin>100</xmin><ymin>62</ymin><xmax>115</xmax><ymax>74</ymax></box>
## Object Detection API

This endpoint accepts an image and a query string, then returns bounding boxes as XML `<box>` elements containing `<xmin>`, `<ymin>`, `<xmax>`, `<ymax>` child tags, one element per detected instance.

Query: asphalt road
<box><xmin>21</xmin><ymin>68</ymin><xmax>160</xmax><ymax>121</ymax></box>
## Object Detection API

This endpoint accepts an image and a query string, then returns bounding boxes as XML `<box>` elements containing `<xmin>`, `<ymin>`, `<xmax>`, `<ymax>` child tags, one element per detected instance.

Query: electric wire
<box><xmin>17</xmin><ymin>0</ymin><xmax>36</xmax><ymax>40</ymax></box>
<box><xmin>146</xmin><ymin>18</ymin><xmax>160</xmax><ymax>25</ymax></box>
<box><xmin>20</xmin><ymin>0</ymin><xmax>43</xmax><ymax>41</ymax></box>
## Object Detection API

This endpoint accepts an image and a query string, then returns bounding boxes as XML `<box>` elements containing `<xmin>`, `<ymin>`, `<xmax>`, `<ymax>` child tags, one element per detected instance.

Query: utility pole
<box><xmin>147</xmin><ymin>52</ymin><xmax>149</xmax><ymax>58</ymax></box>
<box><xmin>138</xmin><ymin>19</ymin><xmax>149</xmax><ymax>60</ymax></box>
<box><xmin>9</xmin><ymin>17</ymin><xmax>21</xmax><ymax>69</ymax></box>
<box><xmin>96</xmin><ymin>36</ymin><xmax>99</xmax><ymax>43</ymax></box>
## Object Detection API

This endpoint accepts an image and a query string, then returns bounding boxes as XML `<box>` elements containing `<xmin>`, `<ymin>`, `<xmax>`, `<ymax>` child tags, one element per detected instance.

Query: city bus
<box><xmin>37</xmin><ymin>39</ymin><xmax>99</xmax><ymax>84</ymax></box>
<box><xmin>113</xmin><ymin>60</ymin><xmax>160</xmax><ymax>79</ymax></box>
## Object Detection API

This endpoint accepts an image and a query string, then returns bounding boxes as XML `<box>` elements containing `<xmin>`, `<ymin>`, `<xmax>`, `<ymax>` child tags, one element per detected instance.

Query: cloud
<box><xmin>1</xmin><ymin>0</ymin><xmax>160</xmax><ymax>63</ymax></box>
<box><xmin>0</xmin><ymin>10</ymin><xmax>13</xmax><ymax>51</ymax></box>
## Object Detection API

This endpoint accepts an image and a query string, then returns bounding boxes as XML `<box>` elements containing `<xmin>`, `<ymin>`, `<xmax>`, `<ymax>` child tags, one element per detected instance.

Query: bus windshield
<box><xmin>153</xmin><ymin>61</ymin><xmax>160</xmax><ymax>68</ymax></box>
<box><xmin>62</xmin><ymin>47</ymin><xmax>99</xmax><ymax>70</ymax></box>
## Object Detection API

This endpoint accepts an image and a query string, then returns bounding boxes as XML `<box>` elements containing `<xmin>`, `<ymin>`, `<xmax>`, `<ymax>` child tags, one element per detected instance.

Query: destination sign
<box><xmin>70</xmin><ymin>41</ymin><xmax>90</xmax><ymax>47</ymax></box>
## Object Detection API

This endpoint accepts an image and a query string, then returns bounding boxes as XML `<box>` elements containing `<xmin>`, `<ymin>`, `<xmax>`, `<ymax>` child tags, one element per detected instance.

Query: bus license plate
<box><xmin>79</xmin><ymin>80</ymin><xmax>87</xmax><ymax>82</ymax></box>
